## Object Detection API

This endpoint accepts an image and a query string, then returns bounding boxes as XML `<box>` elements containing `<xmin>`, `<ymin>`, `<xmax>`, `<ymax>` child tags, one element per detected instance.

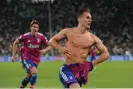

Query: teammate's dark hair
<box><xmin>30</xmin><ymin>20</ymin><xmax>39</xmax><ymax>27</ymax></box>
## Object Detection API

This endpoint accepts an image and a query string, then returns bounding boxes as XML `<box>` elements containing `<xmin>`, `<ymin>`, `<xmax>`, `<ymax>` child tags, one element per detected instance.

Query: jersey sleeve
<box><xmin>18</xmin><ymin>35</ymin><xmax>25</xmax><ymax>43</ymax></box>
<box><xmin>42</xmin><ymin>35</ymin><xmax>48</xmax><ymax>46</ymax></box>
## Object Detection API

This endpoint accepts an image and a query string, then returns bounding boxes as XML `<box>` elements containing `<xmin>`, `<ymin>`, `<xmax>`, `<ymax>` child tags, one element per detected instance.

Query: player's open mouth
<box><xmin>88</xmin><ymin>23</ymin><xmax>90</xmax><ymax>26</ymax></box>
<box><xmin>34</xmin><ymin>30</ymin><xmax>37</xmax><ymax>32</ymax></box>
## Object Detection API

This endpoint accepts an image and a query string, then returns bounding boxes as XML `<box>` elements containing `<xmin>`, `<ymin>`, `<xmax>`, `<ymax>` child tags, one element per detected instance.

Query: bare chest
<box><xmin>67</xmin><ymin>33</ymin><xmax>94</xmax><ymax>48</ymax></box>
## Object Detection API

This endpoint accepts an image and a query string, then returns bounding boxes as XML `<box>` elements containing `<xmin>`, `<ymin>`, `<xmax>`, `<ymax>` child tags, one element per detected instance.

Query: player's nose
<box><xmin>89</xmin><ymin>19</ymin><xmax>92</xmax><ymax>22</ymax></box>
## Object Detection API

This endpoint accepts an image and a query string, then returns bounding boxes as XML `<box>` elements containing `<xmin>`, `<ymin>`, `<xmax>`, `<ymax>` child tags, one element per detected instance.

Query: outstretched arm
<box><xmin>12</xmin><ymin>38</ymin><xmax>20</xmax><ymax>62</ymax></box>
<box><xmin>92</xmin><ymin>34</ymin><xmax>110</xmax><ymax>65</ymax></box>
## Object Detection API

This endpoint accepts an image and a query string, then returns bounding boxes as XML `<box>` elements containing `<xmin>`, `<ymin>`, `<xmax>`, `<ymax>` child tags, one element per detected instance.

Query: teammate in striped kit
<box><xmin>12</xmin><ymin>20</ymin><xmax>51</xmax><ymax>88</ymax></box>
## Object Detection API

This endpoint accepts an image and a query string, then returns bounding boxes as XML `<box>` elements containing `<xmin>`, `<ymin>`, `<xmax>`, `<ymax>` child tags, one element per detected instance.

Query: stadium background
<box><xmin>0</xmin><ymin>0</ymin><xmax>133</xmax><ymax>88</ymax></box>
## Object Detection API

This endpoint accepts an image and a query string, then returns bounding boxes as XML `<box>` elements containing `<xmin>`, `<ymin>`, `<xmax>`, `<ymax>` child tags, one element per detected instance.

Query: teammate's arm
<box><xmin>12</xmin><ymin>38</ymin><xmax>20</xmax><ymax>62</ymax></box>
<box><xmin>39</xmin><ymin>35</ymin><xmax>52</xmax><ymax>55</ymax></box>
<box><xmin>39</xmin><ymin>46</ymin><xmax>52</xmax><ymax>55</ymax></box>
<box><xmin>92</xmin><ymin>34</ymin><xmax>110</xmax><ymax>65</ymax></box>
<box><xmin>12</xmin><ymin>35</ymin><xmax>24</xmax><ymax>62</ymax></box>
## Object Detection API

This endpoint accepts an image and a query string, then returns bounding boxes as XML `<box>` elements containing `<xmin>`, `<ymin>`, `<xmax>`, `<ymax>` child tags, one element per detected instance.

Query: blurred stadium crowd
<box><xmin>0</xmin><ymin>0</ymin><xmax>133</xmax><ymax>56</ymax></box>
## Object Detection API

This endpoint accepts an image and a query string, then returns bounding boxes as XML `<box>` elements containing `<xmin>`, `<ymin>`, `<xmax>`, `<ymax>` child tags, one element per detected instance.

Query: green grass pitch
<box><xmin>0</xmin><ymin>61</ymin><xmax>132</xmax><ymax>88</ymax></box>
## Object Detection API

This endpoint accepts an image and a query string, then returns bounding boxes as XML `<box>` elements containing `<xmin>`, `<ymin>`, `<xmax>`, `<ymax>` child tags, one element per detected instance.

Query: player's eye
<box><xmin>33</xmin><ymin>26</ymin><xmax>39</xmax><ymax>28</ymax></box>
<box><xmin>86</xmin><ymin>16</ymin><xmax>90</xmax><ymax>19</ymax></box>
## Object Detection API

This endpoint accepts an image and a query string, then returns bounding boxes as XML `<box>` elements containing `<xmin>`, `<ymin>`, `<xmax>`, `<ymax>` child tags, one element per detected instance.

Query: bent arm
<box><xmin>92</xmin><ymin>35</ymin><xmax>110</xmax><ymax>65</ymax></box>
<box><xmin>12</xmin><ymin>38</ymin><xmax>20</xmax><ymax>57</ymax></box>
<box><xmin>49</xmin><ymin>29</ymin><xmax>68</xmax><ymax>50</ymax></box>
<box><xmin>40</xmin><ymin>45</ymin><xmax>52</xmax><ymax>55</ymax></box>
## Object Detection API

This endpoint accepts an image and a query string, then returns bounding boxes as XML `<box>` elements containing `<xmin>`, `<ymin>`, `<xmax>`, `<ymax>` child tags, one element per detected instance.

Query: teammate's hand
<box><xmin>39</xmin><ymin>49</ymin><xmax>46</xmax><ymax>55</ymax></box>
<box><xmin>60</xmin><ymin>47</ymin><xmax>71</xmax><ymax>59</ymax></box>
<box><xmin>11</xmin><ymin>55</ymin><xmax>16</xmax><ymax>62</ymax></box>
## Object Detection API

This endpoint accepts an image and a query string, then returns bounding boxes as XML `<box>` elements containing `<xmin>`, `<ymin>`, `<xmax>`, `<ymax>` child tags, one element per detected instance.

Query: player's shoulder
<box><xmin>59</xmin><ymin>28</ymin><xmax>70</xmax><ymax>34</ymax></box>
<box><xmin>37</xmin><ymin>32</ymin><xmax>47</xmax><ymax>39</ymax></box>
<box><xmin>37</xmin><ymin>32</ymin><xmax>47</xmax><ymax>38</ymax></box>
<box><xmin>23</xmin><ymin>32</ymin><xmax>30</xmax><ymax>36</ymax></box>
<box><xmin>66</xmin><ymin>27</ymin><xmax>77</xmax><ymax>30</ymax></box>
<box><xmin>89</xmin><ymin>32</ymin><xmax>97</xmax><ymax>38</ymax></box>
<box><xmin>37</xmin><ymin>32</ymin><xmax>44</xmax><ymax>36</ymax></box>
<box><xmin>20</xmin><ymin>32</ymin><xmax>30</xmax><ymax>37</ymax></box>
<box><xmin>59</xmin><ymin>27</ymin><xmax>77</xmax><ymax>36</ymax></box>
<box><xmin>61</xmin><ymin>27</ymin><xmax>75</xmax><ymax>33</ymax></box>
<box><xmin>89</xmin><ymin>32</ymin><xmax>102</xmax><ymax>42</ymax></box>
<box><xmin>19</xmin><ymin>32</ymin><xmax>30</xmax><ymax>39</ymax></box>
<box><xmin>61</xmin><ymin>28</ymin><xmax>71</xmax><ymax>31</ymax></box>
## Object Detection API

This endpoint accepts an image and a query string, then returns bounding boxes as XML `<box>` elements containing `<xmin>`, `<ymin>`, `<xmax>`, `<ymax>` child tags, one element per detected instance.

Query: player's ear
<box><xmin>30</xmin><ymin>26</ymin><xmax>32</xmax><ymax>30</ymax></box>
<box><xmin>78</xmin><ymin>17</ymin><xmax>82</xmax><ymax>23</ymax></box>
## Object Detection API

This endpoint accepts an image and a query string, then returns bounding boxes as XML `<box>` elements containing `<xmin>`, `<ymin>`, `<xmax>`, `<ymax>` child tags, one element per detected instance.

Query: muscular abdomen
<box><xmin>65</xmin><ymin>41</ymin><xmax>90</xmax><ymax>64</ymax></box>
<box><xmin>64</xmin><ymin>31</ymin><xmax>94</xmax><ymax>65</ymax></box>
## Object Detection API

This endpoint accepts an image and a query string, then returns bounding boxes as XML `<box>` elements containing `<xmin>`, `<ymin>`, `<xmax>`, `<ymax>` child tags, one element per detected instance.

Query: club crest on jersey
<box><xmin>28</xmin><ymin>40</ymin><xmax>31</xmax><ymax>42</ymax></box>
<box><xmin>37</xmin><ymin>38</ymin><xmax>40</xmax><ymax>43</ymax></box>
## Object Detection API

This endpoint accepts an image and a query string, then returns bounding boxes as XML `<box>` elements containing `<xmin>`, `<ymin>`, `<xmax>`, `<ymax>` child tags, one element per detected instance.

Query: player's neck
<box><xmin>77</xmin><ymin>24</ymin><xmax>87</xmax><ymax>33</ymax></box>
<box><xmin>30</xmin><ymin>32</ymin><xmax>37</xmax><ymax>37</ymax></box>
